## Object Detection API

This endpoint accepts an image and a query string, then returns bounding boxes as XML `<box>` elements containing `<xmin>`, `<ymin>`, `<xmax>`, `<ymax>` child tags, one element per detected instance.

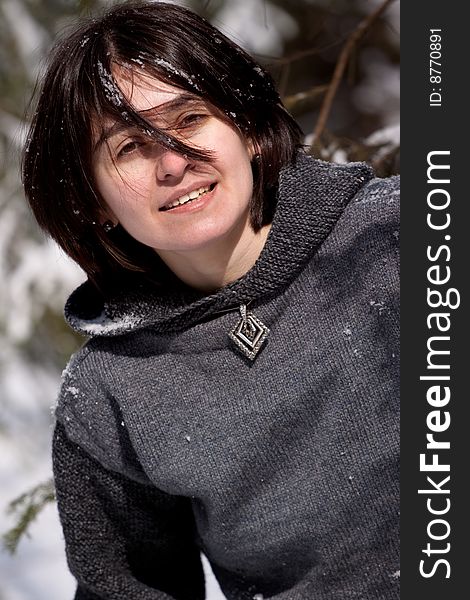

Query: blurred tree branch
<box><xmin>310</xmin><ymin>0</ymin><xmax>397</xmax><ymax>152</ymax></box>
<box><xmin>283</xmin><ymin>84</ymin><xmax>329</xmax><ymax>115</ymax></box>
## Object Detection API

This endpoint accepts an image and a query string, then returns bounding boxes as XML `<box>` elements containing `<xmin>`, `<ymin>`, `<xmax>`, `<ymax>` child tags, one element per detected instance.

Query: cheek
<box><xmin>238</xmin><ymin>146</ymin><xmax>255</xmax><ymax>192</ymax></box>
<box><xmin>222</xmin><ymin>136</ymin><xmax>255</xmax><ymax>190</ymax></box>
<box><xmin>95</xmin><ymin>167</ymin><xmax>150</xmax><ymax>213</ymax></box>
<box><xmin>239</xmin><ymin>162</ymin><xmax>254</xmax><ymax>196</ymax></box>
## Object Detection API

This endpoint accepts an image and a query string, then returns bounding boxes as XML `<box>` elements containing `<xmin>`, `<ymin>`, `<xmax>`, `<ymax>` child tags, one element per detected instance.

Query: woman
<box><xmin>23</xmin><ymin>1</ymin><xmax>399</xmax><ymax>599</ymax></box>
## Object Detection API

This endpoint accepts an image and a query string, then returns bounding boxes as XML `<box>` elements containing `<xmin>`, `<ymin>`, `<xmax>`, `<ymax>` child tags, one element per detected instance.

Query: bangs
<box><xmin>86</xmin><ymin>53</ymin><xmax>214</xmax><ymax>165</ymax></box>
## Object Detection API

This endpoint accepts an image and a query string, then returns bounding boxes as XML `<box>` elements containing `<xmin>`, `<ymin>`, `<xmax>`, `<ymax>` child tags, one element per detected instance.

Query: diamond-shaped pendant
<box><xmin>228</xmin><ymin>304</ymin><xmax>270</xmax><ymax>361</ymax></box>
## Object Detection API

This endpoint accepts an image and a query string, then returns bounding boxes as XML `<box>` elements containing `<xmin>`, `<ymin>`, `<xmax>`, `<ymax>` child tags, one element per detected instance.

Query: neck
<box><xmin>156</xmin><ymin>218</ymin><xmax>272</xmax><ymax>293</ymax></box>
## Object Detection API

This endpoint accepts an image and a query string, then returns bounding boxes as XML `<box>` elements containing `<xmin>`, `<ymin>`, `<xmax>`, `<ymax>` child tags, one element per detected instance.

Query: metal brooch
<box><xmin>228</xmin><ymin>304</ymin><xmax>270</xmax><ymax>361</ymax></box>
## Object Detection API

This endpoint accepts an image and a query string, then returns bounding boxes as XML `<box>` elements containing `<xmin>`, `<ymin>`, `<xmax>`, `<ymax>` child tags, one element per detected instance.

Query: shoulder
<box><xmin>328</xmin><ymin>174</ymin><xmax>400</xmax><ymax>250</ymax></box>
<box><xmin>351</xmin><ymin>174</ymin><xmax>400</xmax><ymax>207</ymax></box>
<box><xmin>55</xmin><ymin>340</ymin><xmax>148</xmax><ymax>482</ymax></box>
<box><xmin>317</xmin><ymin>173</ymin><xmax>400</xmax><ymax>298</ymax></box>
<box><xmin>346</xmin><ymin>174</ymin><xmax>400</xmax><ymax>233</ymax></box>
<box><xmin>56</xmin><ymin>339</ymin><xmax>108</xmax><ymax>415</ymax></box>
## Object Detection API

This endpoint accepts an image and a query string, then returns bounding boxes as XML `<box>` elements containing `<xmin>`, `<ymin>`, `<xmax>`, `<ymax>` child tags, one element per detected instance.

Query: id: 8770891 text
<box><xmin>429</xmin><ymin>29</ymin><xmax>442</xmax><ymax>107</ymax></box>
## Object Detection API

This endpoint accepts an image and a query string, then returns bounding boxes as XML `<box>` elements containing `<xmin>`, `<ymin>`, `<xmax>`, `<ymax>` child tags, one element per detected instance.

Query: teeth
<box><xmin>164</xmin><ymin>185</ymin><xmax>211</xmax><ymax>210</ymax></box>
<box><xmin>178</xmin><ymin>193</ymin><xmax>190</xmax><ymax>204</ymax></box>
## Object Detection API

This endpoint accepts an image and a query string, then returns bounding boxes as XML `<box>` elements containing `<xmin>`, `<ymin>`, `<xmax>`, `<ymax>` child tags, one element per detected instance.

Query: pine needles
<box><xmin>2</xmin><ymin>480</ymin><xmax>55</xmax><ymax>555</ymax></box>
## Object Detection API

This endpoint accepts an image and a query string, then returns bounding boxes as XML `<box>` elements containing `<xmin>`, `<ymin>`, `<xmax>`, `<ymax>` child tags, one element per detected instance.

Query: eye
<box><xmin>178</xmin><ymin>113</ymin><xmax>207</xmax><ymax>128</ymax></box>
<box><xmin>117</xmin><ymin>139</ymin><xmax>146</xmax><ymax>157</ymax></box>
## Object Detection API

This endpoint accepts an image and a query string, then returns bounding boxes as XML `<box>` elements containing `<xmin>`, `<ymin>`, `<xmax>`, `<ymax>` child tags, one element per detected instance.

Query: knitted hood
<box><xmin>64</xmin><ymin>152</ymin><xmax>374</xmax><ymax>337</ymax></box>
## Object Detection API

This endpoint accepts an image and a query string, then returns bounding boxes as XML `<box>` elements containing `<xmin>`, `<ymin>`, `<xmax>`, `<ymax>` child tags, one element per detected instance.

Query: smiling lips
<box><xmin>160</xmin><ymin>183</ymin><xmax>216</xmax><ymax>211</ymax></box>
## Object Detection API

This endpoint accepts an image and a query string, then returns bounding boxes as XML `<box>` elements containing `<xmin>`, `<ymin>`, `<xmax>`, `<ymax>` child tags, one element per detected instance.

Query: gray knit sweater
<box><xmin>54</xmin><ymin>152</ymin><xmax>400</xmax><ymax>600</ymax></box>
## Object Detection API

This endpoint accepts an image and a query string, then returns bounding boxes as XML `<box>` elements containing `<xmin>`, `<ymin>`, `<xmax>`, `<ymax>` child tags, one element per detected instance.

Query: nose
<box><xmin>155</xmin><ymin>148</ymin><xmax>193</xmax><ymax>182</ymax></box>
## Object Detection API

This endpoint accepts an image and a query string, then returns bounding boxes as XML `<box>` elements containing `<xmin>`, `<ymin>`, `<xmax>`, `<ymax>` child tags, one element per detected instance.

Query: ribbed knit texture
<box><xmin>54</xmin><ymin>152</ymin><xmax>400</xmax><ymax>599</ymax></box>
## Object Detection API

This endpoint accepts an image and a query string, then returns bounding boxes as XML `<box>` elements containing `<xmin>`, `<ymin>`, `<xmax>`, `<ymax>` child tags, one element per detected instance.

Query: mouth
<box><xmin>160</xmin><ymin>183</ymin><xmax>217</xmax><ymax>212</ymax></box>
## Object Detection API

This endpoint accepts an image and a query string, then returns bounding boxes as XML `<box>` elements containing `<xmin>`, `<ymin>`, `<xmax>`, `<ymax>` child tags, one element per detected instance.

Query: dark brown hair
<box><xmin>23</xmin><ymin>0</ymin><xmax>302</xmax><ymax>294</ymax></box>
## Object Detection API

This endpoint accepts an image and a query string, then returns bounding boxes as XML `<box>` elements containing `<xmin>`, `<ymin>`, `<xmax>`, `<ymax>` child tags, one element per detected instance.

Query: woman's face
<box><xmin>93</xmin><ymin>70</ymin><xmax>255</xmax><ymax>256</ymax></box>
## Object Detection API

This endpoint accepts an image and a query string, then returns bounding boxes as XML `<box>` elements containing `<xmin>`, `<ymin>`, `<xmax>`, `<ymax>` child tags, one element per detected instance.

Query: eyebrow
<box><xmin>94</xmin><ymin>93</ymin><xmax>205</xmax><ymax>152</ymax></box>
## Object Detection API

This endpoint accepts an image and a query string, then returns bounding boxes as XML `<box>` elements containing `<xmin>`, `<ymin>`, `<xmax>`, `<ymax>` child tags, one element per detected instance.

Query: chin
<box><xmin>178</xmin><ymin>221</ymin><xmax>242</xmax><ymax>251</ymax></box>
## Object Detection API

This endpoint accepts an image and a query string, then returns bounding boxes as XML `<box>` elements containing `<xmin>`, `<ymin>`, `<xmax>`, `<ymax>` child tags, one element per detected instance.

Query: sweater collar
<box><xmin>65</xmin><ymin>152</ymin><xmax>373</xmax><ymax>337</ymax></box>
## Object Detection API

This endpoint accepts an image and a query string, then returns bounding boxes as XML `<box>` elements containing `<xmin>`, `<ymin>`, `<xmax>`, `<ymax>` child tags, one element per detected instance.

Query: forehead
<box><xmin>114</xmin><ymin>67</ymin><xmax>184</xmax><ymax>111</ymax></box>
<box><xmin>93</xmin><ymin>66</ymin><xmax>209</xmax><ymax>146</ymax></box>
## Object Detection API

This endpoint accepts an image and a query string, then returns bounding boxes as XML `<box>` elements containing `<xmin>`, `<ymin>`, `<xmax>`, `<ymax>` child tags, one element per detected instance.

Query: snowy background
<box><xmin>0</xmin><ymin>1</ymin><xmax>399</xmax><ymax>598</ymax></box>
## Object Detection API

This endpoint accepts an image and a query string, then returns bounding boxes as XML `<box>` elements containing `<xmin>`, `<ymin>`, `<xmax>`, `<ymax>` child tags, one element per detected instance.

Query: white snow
<box><xmin>1</xmin><ymin>0</ymin><xmax>48</xmax><ymax>80</ymax></box>
<box><xmin>0</xmin><ymin>347</ymin><xmax>76</xmax><ymax>599</ymax></box>
<box><xmin>78</xmin><ymin>313</ymin><xmax>142</xmax><ymax>335</ymax></box>
<box><xmin>212</xmin><ymin>0</ymin><xmax>298</xmax><ymax>55</ymax></box>
<box><xmin>152</xmin><ymin>57</ymin><xmax>202</xmax><ymax>92</ymax></box>
<box><xmin>98</xmin><ymin>61</ymin><xmax>124</xmax><ymax>106</ymax></box>
<box><xmin>352</xmin><ymin>48</ymin><xmax>400</xmax><ymax>127</ymax></box>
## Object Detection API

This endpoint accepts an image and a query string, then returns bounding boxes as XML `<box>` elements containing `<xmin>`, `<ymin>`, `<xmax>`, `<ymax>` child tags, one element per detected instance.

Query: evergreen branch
<box><xmin>2</xmin><ymin>480</ymin><xmax>55</xmax><ymax>555</ymax></box>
